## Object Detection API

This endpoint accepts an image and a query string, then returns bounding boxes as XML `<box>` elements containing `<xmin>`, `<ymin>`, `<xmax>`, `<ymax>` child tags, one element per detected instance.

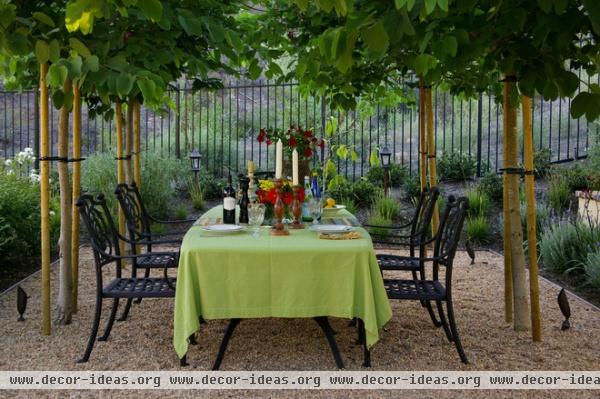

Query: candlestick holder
<box><xmin>289</xmin><ymin>185</ymin><xmax>304</xmax><ymax>229</ymax></box>
<box><xmin>270</xmin><ymin>178</ymin><xmax>289</xmax><ymax>236</ymax></box>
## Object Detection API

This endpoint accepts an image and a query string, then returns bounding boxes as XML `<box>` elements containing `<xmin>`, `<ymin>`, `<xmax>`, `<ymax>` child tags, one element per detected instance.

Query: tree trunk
<box><xmin>425</xmin><ymin>87</ymin><xmax>439</xmax><ymax>233</ymax></box>
<box><xmin>522</xmin><ymin>95</ymin><xmax>541</xmax><ymax>341</ymax></box>
<box><xmin>125</xmin><ymin>101</ymin><xmax>134</xmax><ymax>184</ymax></box>
<box><xmin>39</xmin><ymin>63</ymin><xmax>51</xmax><ymax>335</ymax></box>
<box><xmin>503</xmin><ymin>77</ymin><xmax>530</xmax><ymax>331</ymax></box>
<box><xmin>71</xmin><ymin>82</ymin><xmax>81</xmax><ymax>313</ymax></box>
<box><xmin>54</xmin><ymin>79</ymin><xmax>73</xmax><ymax>325</ymax></box>
<box><xmin>133</xmin><ymin>101</ymin><xmax>141</xmax><ymax>188</ymax></box>
<box><xmin>115</xmin><ymin>102</ymin><xmax>126</xmax><ymax>256</ymax></box>
<box><xmin>418</xmin><ymin>84</ymin><xmax>427</xmax><ymax>191</ymax></box>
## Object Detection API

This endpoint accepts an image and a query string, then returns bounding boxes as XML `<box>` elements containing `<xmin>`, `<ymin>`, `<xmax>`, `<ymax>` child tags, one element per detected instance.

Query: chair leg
<box><xmin>77</xmin><ymin>294</ymin><xmax>102</xmax><ymax>363</ymax></box>
<box><xmin>98</xmin><ymin>298</ymin><xmax>119</xmax><ymax>341</ymax></box>
<box><xmin>446</xmin><ymin>299</ymin><xmax>469</xmax><ymax>364</ymax></box>
<box><xmin>180</xmin><ymin>354</ymin><xmax>189</xmax><ymax>367</ymax></box>
<box><xmin>212</xmin><ymin>319</ymin><xmax>242</xmax><ymax>370</ymax></box>
<box><xmin>117</xmin><ymin>298</ymin><xmax>133</xmax><ymax>322</ymax></box>
<box><xmin>135</xmin><ymin>268</ymin><xmax>150</xmax><ymax>304</ymax></box>
<box><xmin>436</xmin><ymin>301</ymin><xmax>454</xmax><ymax>343</ymax></box>
<box><xmin>188</xmin><ymin>333</ymin><xmax>198</xmax><ymax>345</ymax></box>
<box><xmin>313</xmin><ymin>317</ymin><xmax>345</xmax><ymax>369</ymax></box>
<box><xmin>357</xmin><ymin>319</ymin><xmax>371</xmax><ymax>368</ymax></box>
<box><xmin>425</xmin><ymin>301</ymin><xmax>442</xmax><ymax>328</ymax></box>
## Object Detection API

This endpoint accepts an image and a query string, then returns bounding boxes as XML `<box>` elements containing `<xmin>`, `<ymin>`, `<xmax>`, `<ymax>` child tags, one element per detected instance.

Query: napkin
<box><xmin>319</xmin><ymin>231</ymin><xmax>362</xmax><ymax>240</ymax></box>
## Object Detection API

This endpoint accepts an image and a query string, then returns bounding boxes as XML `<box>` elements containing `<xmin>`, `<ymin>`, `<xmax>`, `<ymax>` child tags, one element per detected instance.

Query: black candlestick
<box><xmin>239</xmin><ymin>176</ymin><xmax>250</xmax><ymax>224</ymax></box>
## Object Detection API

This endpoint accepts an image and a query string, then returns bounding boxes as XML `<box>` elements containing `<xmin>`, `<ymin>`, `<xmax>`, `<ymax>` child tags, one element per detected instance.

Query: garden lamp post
<box><xmin>380</xmin><ymin>145</ymin><xmax>392</xmax><ymax>197</ymax></box>
<box><xmin>190</xmin><ymin>149</ymin><xmax>201</xmax><ymax>187</ymax></box>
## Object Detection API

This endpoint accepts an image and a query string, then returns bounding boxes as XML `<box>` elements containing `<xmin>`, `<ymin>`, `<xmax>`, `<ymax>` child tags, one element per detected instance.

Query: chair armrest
<box><xmin>148</xmin><ymin>215</ymin><xmax>196</xmax><ymax>225</ymax></box>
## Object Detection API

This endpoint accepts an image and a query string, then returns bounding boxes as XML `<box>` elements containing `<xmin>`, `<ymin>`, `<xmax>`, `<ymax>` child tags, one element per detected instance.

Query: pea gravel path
<box><xmin>0</xmin><ymin>247</ymin><xmax>598</xmax><ymax>399</ymax></box>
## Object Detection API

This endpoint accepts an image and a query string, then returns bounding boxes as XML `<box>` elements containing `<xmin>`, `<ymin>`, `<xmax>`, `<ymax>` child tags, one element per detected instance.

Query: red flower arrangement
<box><xmin>256</xmin><ymin>180</ymin><xmax>306</xmax><ymax>207</ymax></box>
<box><xmin>257</xmin><ymin>125</ymin><xmax>325</xmax><ymax>160</ymax></box>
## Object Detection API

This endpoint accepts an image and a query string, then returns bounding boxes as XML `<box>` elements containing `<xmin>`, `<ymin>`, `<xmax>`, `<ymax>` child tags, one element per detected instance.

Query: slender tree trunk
<box><xmin>39</xmin><ymin>63</ymin><xmax>51</xmax><ymax>335</ymax></box>
<box><xmin>54</xmin><ymin>79</ymin><xmax>73</xmax><ymax>325</ymax></box>
<box><xmin>425</xmin><ymin>87</ymin><xmax>439</xmax><ymax>233</ymax></box>
<box><xmin>418</xmin><ymin>83</ymin><xmax>427</xmax><ymax>191</ymax></box>
<box><xmin>133</xmin><ymin>101</ymin><xmax>141</xmax><ymax>188</ymax></box>
<box><xmin>125</xmin><ymin>101</ymin><xmax>134</xmax><ymax>184</ymax></box>
<box><xmin>522</xmin><ymin>95</ymin><xmax>541</xmax><ymax>341</ymax></box>
<box><xmin>71</xmin><ymin>82</ymin><xmax>81</xmax><ymax>313</ymax></box>
<box><xmin>115</xmin><ymin>102</ymin><xmax>126</xmax><ymax>256</ymax></box>
<box><xmin>503</xmin><ymin>77</ymin><xmax>530</xmax><ymax>331</ymax></box>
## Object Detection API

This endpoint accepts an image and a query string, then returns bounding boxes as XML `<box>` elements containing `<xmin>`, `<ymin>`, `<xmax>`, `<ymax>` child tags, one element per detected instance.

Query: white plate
<box><xmin>201</xmin><ymin>224</ymin><xmax>244</xmax><ymax>233</ymax></box>
<box><xmin>323</xmin><ymin>204</ymin><xmax>346</xmax><ymax>211</ymax></box>
<box><xmin>309</xmin><ymin>224</ymin><xmax>352</xmax><ymax>233</ymax></box>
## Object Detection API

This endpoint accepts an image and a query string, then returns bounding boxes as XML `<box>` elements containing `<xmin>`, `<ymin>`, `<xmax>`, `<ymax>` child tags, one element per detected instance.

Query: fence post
<box><xmin>175</xmin><ymin>86</ymin><xmax>181</xmax><ymax>159</ymax></box>
<box><xmin>34</xmin><ymin>88</ymin><xmax>40</xmax><ymax>171</ymax></box>
<box><xmin>476</xmin><ymin>93</ymin><xmax>483</xmax><ymax>177</ymax></box>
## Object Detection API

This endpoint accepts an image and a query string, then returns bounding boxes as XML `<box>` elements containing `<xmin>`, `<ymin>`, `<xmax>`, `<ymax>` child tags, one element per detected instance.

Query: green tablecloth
<box><xmin>173</xmin><ymin>205</ymin><xmax>392</xmax><ymax>359</ymax></box>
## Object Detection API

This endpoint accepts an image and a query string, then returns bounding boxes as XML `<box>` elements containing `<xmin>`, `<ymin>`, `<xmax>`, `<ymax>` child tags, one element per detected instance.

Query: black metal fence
<box><xmin>1</xmin><ymin>77</ymin><xmax>598</xmax><ymax>179</ymax></box>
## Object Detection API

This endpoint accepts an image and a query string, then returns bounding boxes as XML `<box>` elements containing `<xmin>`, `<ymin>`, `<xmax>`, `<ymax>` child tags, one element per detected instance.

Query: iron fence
<box><xmin>0</xmin><ymin>77</ymin><xmax>598</xmax><ymax>179</ymax></box>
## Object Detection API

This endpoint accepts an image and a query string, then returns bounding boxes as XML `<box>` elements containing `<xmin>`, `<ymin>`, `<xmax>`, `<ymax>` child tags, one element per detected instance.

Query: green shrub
<box><xmin>438</xmin><ymin>151</ymin><xmax>476</xmax><ymax>182</ymax></box>
<box><xmin>465</xmin><ymin>216</ymin><xmax>491</xmax><ymax>244</ymax></box>
<box><xmin>533</xmin><ymin>148</ymin><xmax>552</xmax><ymax>178</ymax></box>
<box><xmin>562</xmin><ymin>163</ymin><xmax>590</xmax><ymax>191</ymax></box>
<box><xmin>200</xmin><ymin>171</ymin><xmax>226</xmax><ymax>200</ymax></box>
<box><xmin>402</xmin><ymin>174</ymin><xmax>421</xmax><ymax>200</ymax></box>
<box><xmin>465</xmin><ymin>189</ymin><xmax>490</xmax><ymax>218</ymax></box>
<box><xmin>351</xmin><ymin>179</ymin><xmax>380</xmax><ymax>207</ymax></box>
<box><xmin>583</xmin><ymin>250</ymin><xmax>600</xmax><ymax>288</ymax></box>
<box><xmin>366</xmin><ymin>213</ymin><xmax>392</xmax><ymax>238</ymax></box>
<box><xmin>374</xmin><ymin>197</ymin><xmax>400</xmax><ymax>220</ymax></box>
<box><xmin>547</xmin><ymin>174</ymin><xmax>571</xmax><ymax>214</ymax></box>
<box><xmin>366</xmin><ymin>164</ymin><xmax>407</xmax><ymax>188</ymax></box>
<box><xmin>188</xmin><ymin>177</ymin><xmax>204</xmax><ymax>210</ymax></box>
<box><xmin>366</xmin><ymin>165</ymin><xmax>385</xmax><ymax>185</ymax></box>
<box><xmin>326</xmin><ymin>175</ymin><xmax>353</xmax><ymax>201</ymax></box>
<box><xmin>338</xmin><ymin>197</ymin><xmax>358</xmax><ymax>215</ymax></box>
<box><xmin>175</xmin><ymin>206</ymin><xmax>188</xmax><ymax>219</ymax></box>
<box><xmin>539</xmin><ymin>220</ymin><xmax>600</xmax><ymax>274</ymax></box>
<box><xmin>520</xmin><ymin>202</ymin><xmax>551</xmax><ymax>241</ymax></box>
<box><xmin>477</xmin><ymin>172</ymin><xmax>503</xmax><ymax>202</ymax></box>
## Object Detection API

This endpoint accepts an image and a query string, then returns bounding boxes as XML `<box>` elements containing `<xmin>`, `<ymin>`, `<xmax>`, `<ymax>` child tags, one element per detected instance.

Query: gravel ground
<box><xmin>0</xmin><ymin>247</ymin><xmax>598</xmax><ymax>399</ymax></box>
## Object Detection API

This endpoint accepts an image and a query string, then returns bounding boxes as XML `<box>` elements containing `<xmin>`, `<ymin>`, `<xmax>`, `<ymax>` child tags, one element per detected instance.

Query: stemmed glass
<box><xmin>308</xmin><ymin>197</ymin><xmax>323</xmax><ymax>226</ymax></box>
<box><xmin>248</xmin><ymin>203</ymin><xmax>265</xmax><ymax>237</ymax></box>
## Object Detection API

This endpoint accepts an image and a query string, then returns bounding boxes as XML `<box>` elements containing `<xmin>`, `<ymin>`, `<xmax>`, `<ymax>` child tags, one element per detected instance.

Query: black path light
<box><xmin>189</xmin><ymin>149</ymin><xmax>202</xmax><ymax>186</ymax></box>
<box><xmin>379</xmin><ymin>145</ymin><xmax>392</xmax><ymax>197</ymax></box>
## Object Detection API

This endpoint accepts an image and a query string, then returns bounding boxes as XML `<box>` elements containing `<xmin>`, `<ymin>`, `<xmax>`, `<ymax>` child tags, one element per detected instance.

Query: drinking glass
<box><xmin>248</xmin><ymin>203</ymin><xmax>265</xmax><ymax>237</ymax></box>
<box><xmin>308</xmin><ymin>197</ymin><xmax>323</xmax><ymax>226</ymax></box>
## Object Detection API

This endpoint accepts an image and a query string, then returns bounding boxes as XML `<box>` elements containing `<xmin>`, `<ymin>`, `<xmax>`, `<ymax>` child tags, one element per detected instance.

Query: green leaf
<box><xmin>582</xmin><ymin>0</ymin><xmax>600</xmax><ymax>35</ymax></box>
<box><xmin>350</xmin><ymin>150</ymin><xmax>358</xmax><ymax>161</ymax></box>
<box><xmin>293</xmin><ymin>0</ymin><xmax>309</xmax><ymax>11</ymax></box>
<box><xmin>116</xmin><ymin>73</ymin><xmax>135</xmax><ymax>98</ymax></box>
<box><xmin>35</xmin><ymin>40</ymin><xmax>49</xmax><ymax>64</ymax></box>
<box><xmin>137</xmin><ymin>0</ymin><xmax>163</xmax><ymax>21</ymax></box>
<box><xmin>571</xmin><ymin>92</ymin><xmax>591</xmax><ymax>119</ymax></box>
<box><xmin>32</xmin><ymin>12</ymin><xmax>55</xmax><ymax>27</ymax></box>
<box><xmin>424</xmin><ymin>0</ymin><xmax>437</xmax><ymax>14</ymax></box>
<box><xmin>52</xmin><ymin>90</ymin><xmax>64</xmax><ymax>109</ymax></box>
<box><xmin>361</xmin><ymin>20</ymin><xmax>389</xmax><ymax>55</ymax></box>
<box><xmin>83</xmin><ymin>55</ymin><xmax>99</xmax><ymax>73</ymax></box>
<box><xmin>395</xmin><ymin>0</ymin><xmax>407</xmax><ymax>9</ymax></box>
<box><xmin>69</xmin><ymin>38</ymin><xmax>92</xmax><ymax>58</ymax></box>
<box><xmin>47</xmin><ymin>64</ymin><xmax>68</xmax><ymax>89</ymax></box>
<box><xmin>325</xmin><ymin>117</ymin><xmax>338</xmax><ymax>137</ymax></box>
<box><xmin>443</xmin><ymin>36</ymin><xmax>458</xmax><ymax>57</ymax></box>
<box><xmin>369</xmin><ymin>150</ymin><xmax>380</xmax><ymax>167</ymax></box>
<box><xmin>537</xmin><ymin>0</ymin><xmax>552</xmax><ymax>13</ymax></box>
<box><xmin>414</xmin><ymin>54</ymin><xmax>437</xmax><ymax>76</ymax></box>
<box><xmin>437</xmin><ymin>0</ymin><xmax>448</xmax><ymax>12</ymax></box>
<box><xmin>316</xmin><ymin>0</ymin><xmax>334</xmax><ymax>13</ymax></box>
<box><xmin>137</xmin><ymin>78</ymin><xmax>157</xmax><ymax>103</ymax></box>
<box><xmin>407</xmin><ymin>0</ymin><xmax>416</xmax><ymax>10</ymax></box>
<box><xmin>49</xmin><ymin>39</ymin><xmax>60</xmax><ymax>62</ymax></box>
<box><xmin>336</xmin><ymin>144</ymin><xmax>348</xmax><ymax>159</ymax></box>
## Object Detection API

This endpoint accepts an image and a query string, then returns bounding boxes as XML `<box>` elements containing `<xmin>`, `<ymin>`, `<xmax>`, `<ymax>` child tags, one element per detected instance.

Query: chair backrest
<box><xmin>409</xmin><ymin>187</ymin><xmax>440</xmax><ymax>253</ymax></box>
<box><xmin>76</xmin><ymin>193</ymin><xmax>122</xmax><ymax>269</ymax></box>
<box><xmin>432</xmin><ymin>197</ymin><xmax>469</xmax><ymax>286</ymax></box>
<box><xmin>114</xmin><ymin>182</ymin><xmax>151</xmax><ymax>243</ymax></box>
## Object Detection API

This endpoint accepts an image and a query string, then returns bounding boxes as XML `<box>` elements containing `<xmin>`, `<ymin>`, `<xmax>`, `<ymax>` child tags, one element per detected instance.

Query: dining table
<box><xmin>172</xmin><ymin>205</ymin><xmax>392</xmax><ymax>369</ymax></box>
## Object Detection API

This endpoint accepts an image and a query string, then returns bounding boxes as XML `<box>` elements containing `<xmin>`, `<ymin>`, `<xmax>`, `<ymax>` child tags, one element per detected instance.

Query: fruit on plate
<box><xmin>325</xmin><ymin>198</ymin><xmax>336</xmax><ymax>208</ymax></box>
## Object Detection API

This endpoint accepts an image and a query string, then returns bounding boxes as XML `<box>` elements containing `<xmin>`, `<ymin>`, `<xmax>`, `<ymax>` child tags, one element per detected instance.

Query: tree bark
<box><xmin>125</xmin><ymin>101</ymin><xmax>134</xmax><ymax>184</ymax></box>
<box><xmin>425</xmin><ymin>87</ymin><xmax>439</xmax><ymax>233</ymax></box>
<box><xmin>115</xmin><ymin>102</ymin><xmax>126</xmax><ymax>256</ymax></box>
<box><xmin>71</xmin><ymin>82</ymin><xmax>81</xmax><ymax>313</ymax></box>
<box><xmin>133</xmin><ymin>101</ymin><xmax>141</xmax><ymax>188</ymax></box>
<box><xmin>503</xmin><ymin>78</ymin><xmax>530</xmax><ymax>331</ymax></box>
<box><xmin>54</xmin><ymin>79</ymin><xmax>73</xmax><ymax>325</ymax></box>
<box><xmin>418</xmin><ymin>83</ymin><xmax>427</xmax><ymax>191</ymax></box>
<box><xmin>522</xmin><ymin>95</ymin><xmax>541</xmax><ymax>341</ymax></box>
<box><xmin>39</xmin><ymin>63</ymin><xmax>51</xmax><ymax>335</ymax></box>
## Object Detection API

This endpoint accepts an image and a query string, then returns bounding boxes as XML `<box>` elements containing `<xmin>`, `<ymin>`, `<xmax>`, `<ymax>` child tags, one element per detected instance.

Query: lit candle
<box><xmin>275</xmin><ymin>139</ymin><xmax>283</xmax><ymax>179</ymax></box>
<box><xmin>292</xmin><ymin>149</ymin><xmax>299</xmax><ymax>186</ymax></box>
<box><xmin>247</xmin><ymin>160</ymin><xmax>254</xmax><ymax>175</ymax></box>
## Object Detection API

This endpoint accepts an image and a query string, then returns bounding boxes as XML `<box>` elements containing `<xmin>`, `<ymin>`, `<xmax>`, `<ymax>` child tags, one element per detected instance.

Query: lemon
<box><xmin>325</xmin><ymin>198</ymin><xmax>336</xmax><ymax>208</ymax></box>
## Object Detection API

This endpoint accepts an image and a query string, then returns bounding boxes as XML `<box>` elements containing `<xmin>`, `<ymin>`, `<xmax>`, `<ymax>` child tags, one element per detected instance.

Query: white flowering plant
<box><xmin>1</xmin><ymin>148</ymin><xmax>38</xmax><ymax>182</ymax></box>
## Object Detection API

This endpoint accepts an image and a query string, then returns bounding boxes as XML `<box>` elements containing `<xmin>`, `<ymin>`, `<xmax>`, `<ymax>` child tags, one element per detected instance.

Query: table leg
<box><xmin>357</xmin><ymin>319</ymin><xmax>371</xmax><ymax>368</ymax></box>
<box><xmin>212</xmin><ymin>318</ymin><xmax>242</xmax><ymax>370</ymax></box>
<box><xmin>313</xmin><ymin>317</ymin><xmax>344</xmax><ymax>369</ymax></box>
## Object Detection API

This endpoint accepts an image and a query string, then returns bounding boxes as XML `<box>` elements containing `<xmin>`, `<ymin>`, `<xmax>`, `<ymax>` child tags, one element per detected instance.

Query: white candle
<box><xmin>275</xmin><ymin>139</ymin><xmax>283</xmax><ymax>179</ymax></box>
<box><xmin>292</xmin><ymin>149</ymin><xmax>299</xmax><ymax>186</ymax></box>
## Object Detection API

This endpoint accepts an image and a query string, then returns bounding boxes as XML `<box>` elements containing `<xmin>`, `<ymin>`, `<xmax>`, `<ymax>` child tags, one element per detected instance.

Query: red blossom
<box><xmin>304</xmin><ymin>148</ymin><xmax>313</xmax><ymax>158</ymax></box>
<box><xmin>266</xmin><ymin>139</ymin><xmax>272</xmax><ymax>146</ymax></box>
<box><xmin>257</xmin><ymin>133</ymin><xmax>265</xmax><ymax>143</ymax></box>
<box><xmin>318</xmin><ymin>139</ymin><xmax>325</xmax><ymax>149</ymax></box>
<box><xmin>303</xmin><ymin>130</ymin><xmax>312</xmax><ymax>138</ymax></box>
<box><xmin>289</xmin><ymin>137</ymin><xmax>297</xmax><ymax>147</ymax></box>
<box><xmin>282</xmin><ymin>191</ymin><xmax>293</xmax><ymax>206</ymax></box>
<box><xmin>311</xmin><ymin>137</ymin><xmax>318</xmax><ymax>143</ymax></box>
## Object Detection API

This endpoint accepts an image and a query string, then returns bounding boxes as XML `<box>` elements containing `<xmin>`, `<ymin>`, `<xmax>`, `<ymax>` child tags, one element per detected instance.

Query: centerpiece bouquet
<box><xmin>256</xmin><ymin>179</ymin><xmax>305</xmax><ymax>220</ymax></box>
<box><xmin>257</xmin><ymin>125</ymin><xmax>325</xmax><ymax>160</ymax></box>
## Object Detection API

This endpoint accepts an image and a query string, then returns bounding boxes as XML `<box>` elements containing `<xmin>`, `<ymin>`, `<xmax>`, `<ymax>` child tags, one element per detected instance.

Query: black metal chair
<box><xmin>76</xmin><ymin>193</ymin><xmax>176</xmax><ymax>363</ymax></box>
<box><xmin>383</xmin><ymin>197</ymin><xmax>470</xmax><ymax>363</ymax></box>
<box><xmin>365</xmin><ymin>188</ymin><xmax>442</xmax><ymax>327</ymax></box>
<box><xmin>114</xmin><ymin>182</ymin><xmax>193</xmax><ymax>321</ymax></box>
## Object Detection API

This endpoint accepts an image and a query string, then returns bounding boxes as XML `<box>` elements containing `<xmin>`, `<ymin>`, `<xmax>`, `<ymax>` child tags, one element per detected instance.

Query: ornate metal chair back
<box><xmin>114</xmin><ymin>182</ymin><xmax>150</xmax><ymax>243</ymax></box>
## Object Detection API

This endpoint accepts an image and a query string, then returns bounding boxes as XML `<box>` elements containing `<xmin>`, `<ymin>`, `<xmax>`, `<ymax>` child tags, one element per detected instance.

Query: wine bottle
<box><xmin>238</xmin><ymin>176</ymin><xmax>250</xmax><ymax>224</ymax></box>
<box><xmin>223</xmin><ymin>173</ymin><xmax>236</xmax><ymax>224</ymax></box>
